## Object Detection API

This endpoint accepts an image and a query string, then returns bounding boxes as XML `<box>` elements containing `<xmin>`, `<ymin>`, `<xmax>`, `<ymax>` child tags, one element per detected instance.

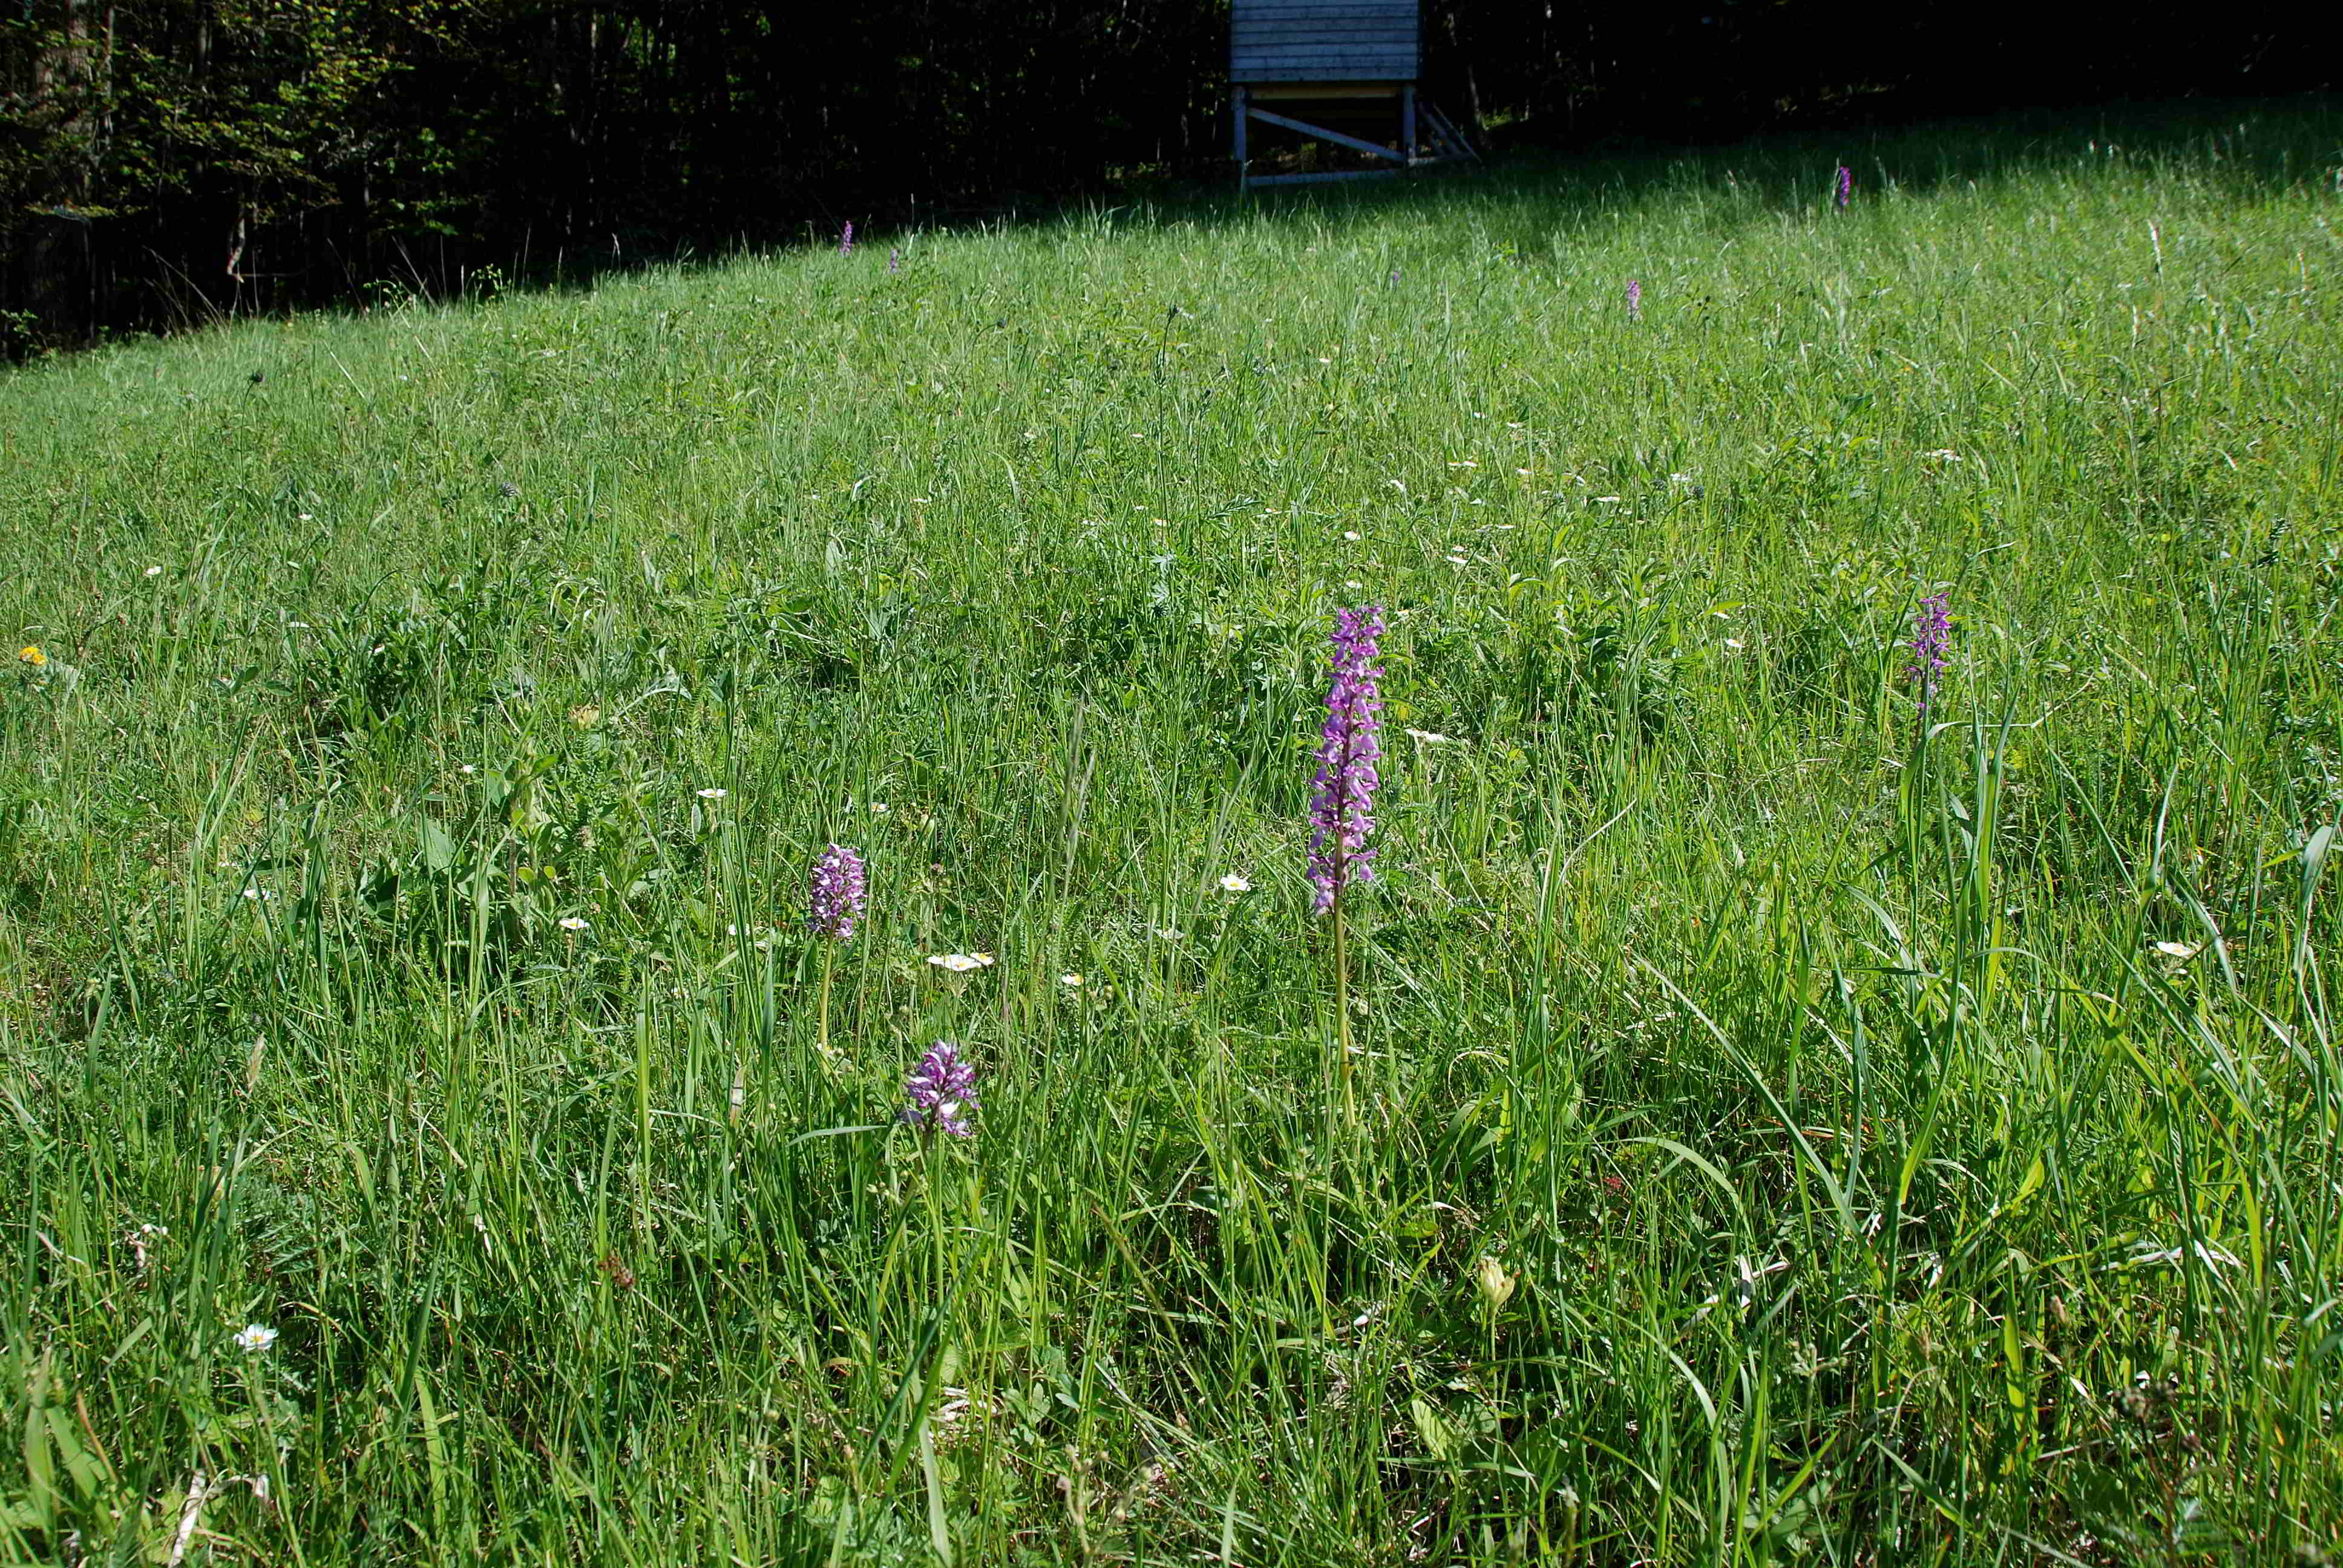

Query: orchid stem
<box><xmin>816</xmin><ymin>943</ymin><xmax>836</xmax><ymax>1065</ymax></box>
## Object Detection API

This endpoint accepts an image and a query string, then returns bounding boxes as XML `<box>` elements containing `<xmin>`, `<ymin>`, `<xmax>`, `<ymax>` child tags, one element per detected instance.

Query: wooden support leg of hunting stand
<box><xmin>1234</xmin><ymin>86</ymin><xmax>1250</xmax><ymax>189</ymax></box>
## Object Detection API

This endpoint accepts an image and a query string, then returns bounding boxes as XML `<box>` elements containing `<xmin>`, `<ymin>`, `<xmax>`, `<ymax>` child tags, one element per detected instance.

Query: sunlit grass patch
<box><xmin>1</xmin><ymin>97</ymin><xmax>2339</xmax><ymax>1565</ymax></box>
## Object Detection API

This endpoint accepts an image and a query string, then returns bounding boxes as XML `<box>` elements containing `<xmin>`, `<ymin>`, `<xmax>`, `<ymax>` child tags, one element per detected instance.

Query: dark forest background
<box><xmin>0</xmin><ymin>1</ymin><xmax>2329</xmax><ymax>354</ymax></box>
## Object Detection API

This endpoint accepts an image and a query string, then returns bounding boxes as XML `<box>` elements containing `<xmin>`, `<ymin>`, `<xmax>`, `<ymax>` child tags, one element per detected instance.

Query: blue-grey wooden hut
<box><xmin>1230</xmin><ymin>0</ymin><xmax>1474</xmax><ymax>188</ymax></box>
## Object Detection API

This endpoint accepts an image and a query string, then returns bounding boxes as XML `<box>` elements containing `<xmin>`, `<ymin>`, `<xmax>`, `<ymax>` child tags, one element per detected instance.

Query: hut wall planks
<box><xmin>1229</xmin><ymin>0</ymin><xmax>1419</xmax><ymax>85</ymax></box>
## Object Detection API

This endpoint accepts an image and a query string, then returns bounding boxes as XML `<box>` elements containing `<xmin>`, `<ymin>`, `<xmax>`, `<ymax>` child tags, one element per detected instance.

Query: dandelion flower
<box><xmin>1219</xmin><ymin>874</ymin><xmax>1252</xmax><ymax>893</ymax></box>
<box><xmin>17</xmin><ymin>645</ymin><xmax>43</xmax><ymax>667</ymax></box>
<box><xmin>233</xmin><ymin>1324</ymin><xmax>278</xmax><ymax>1354</ymax></box>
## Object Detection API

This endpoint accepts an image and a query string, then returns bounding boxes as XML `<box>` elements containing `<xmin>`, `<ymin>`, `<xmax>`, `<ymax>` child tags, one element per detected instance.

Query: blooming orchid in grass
<box><xmin>901</xmin><ymin>1042</ymin><xmax>978</xmax><ymax>1137</ymax></box>
<box><xmin>1308</xmin><ymin>607</ymin><xmax>1386</xmax><ymax>915</ymax></box>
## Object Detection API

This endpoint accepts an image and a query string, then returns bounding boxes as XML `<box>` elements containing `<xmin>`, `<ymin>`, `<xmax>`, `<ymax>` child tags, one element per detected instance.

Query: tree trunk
<box><xmin>13</xmin><ymin>1</ymin><xmax>100</xmax><ymax>344</ymax></box>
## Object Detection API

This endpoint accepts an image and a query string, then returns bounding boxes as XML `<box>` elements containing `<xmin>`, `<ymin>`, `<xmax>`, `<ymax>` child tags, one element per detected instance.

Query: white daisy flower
<box><xmin>928</xmin><ymin>953</ymin><xmax>983</xmax><ymax>973</ymax></box>
<box><xmin>696</xmin><ymin>787</ymin><xmax>727</xmax><ymax>799</ymax></box>
<box><xmin>1060</xmin><ymin>973</ymin><xmax>1084</xmax><ymax>987</ymax></box>
<box><xmin>233</xmin><ymin>1324</ymin><xmax>278</xmax><ymax>1354</ymax></box>
<box><xmin>1219</xmin><ymin>874</ymin><xmax>1252</xmax><ymax>893</ymax></box>
<box><xmin>559</xmin><ymin>916</ymin><xmax>589</xmax><ymax>932</ymax></box>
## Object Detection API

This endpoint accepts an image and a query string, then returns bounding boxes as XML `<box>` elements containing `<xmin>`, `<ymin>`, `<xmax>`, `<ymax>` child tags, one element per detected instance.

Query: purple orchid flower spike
<box><xmin>1907</xmin><ymin>592</ymin><xmax>1950</xmax><ymax>716</ymax></box>
<box><xmin>902</xmin><ymin>1041</ymin><xmax>979</xmax><ymax>1137</ymax></box>
<box><xmin>1307</xmin><ymin>606</ymin><xmax>1386</xmax><ymax>915</ymax></box>
<box><xmin>808</xmin><ymin>844</ymin><xmax>867</xmax><ymax>939</ymax></box>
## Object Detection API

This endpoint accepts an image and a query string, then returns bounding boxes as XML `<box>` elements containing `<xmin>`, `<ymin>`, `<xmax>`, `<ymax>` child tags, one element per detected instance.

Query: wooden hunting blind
<box><xmin>1230</xmin><ymin>0</ymin><xmax>1475</xmax><ymax>188</ymax></box>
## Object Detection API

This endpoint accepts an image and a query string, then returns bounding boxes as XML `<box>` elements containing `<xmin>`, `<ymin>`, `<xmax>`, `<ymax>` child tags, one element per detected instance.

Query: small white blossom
<box><xmin>928</xmin><ymin>953</ymin><xmax>983</xmax><ymax>973</ymax></box>
<box><xmin>1060</xmin><ymin>973</ymin><xmax>1084</xmax><ymax>987</ymax></box>
<box><xmin>1219</xmin><ymin>874</ymin><xmax>1252</xmax><ymax>893</ymax></box>
<box><xmin>233</xmin><ymin>1324</ymin><xmax>278</xmax><ymax>1354</ymax></box>
<box><xmin>145</xmin><ymin>564</ymin><xmax>163</xmax><ymax>577</ymax></box>
<box><xmin>559</xmin><ymin>916</ymin><xmax>589</xmax><ymax>932</ymax></box>
<box><xmin>696</xmin><ymin>787</ymin><xmax>727</xmax><ymax>799</ymax></box>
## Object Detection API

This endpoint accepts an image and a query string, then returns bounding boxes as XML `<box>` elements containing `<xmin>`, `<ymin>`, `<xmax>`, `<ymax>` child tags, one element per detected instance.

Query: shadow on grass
<box><xmin>5</xmin><ymin>90</ymin><xmax>2336</xmax><ymax>374</ymax></box>
<box><xmin>1142</xmin><ymin>91</ymin><xmax>2343</xmax><ymax>237</ymax></box>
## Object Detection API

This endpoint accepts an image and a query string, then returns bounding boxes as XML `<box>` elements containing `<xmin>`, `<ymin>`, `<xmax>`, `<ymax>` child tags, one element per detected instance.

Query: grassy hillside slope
<box><xmin>3</xmin><ymin>100</ymin><xmax>2341</xmax><ymax>1564</ymax></box>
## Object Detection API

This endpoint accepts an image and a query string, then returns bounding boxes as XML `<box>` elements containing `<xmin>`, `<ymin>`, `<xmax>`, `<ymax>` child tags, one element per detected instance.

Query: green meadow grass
<box><xmin>2</xmin><ymin>98</ymin><xmax>2341</xmax><ymax>1564</ymax></box>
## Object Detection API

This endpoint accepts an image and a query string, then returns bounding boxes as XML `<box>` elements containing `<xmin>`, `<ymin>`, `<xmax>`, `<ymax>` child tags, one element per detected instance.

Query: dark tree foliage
<box><xmin>0</xmin><ymin>0</ymin><xmax>2326</xmax><ymax>351</ymax></box>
